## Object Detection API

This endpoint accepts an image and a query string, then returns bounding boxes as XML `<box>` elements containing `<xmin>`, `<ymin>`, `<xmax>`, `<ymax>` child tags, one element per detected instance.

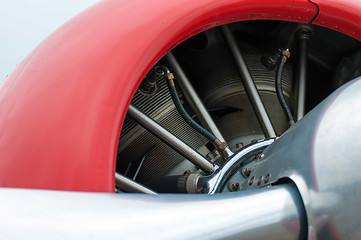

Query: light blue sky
<box><xmin>0</xmin><ymin>0</ymin><xmax>99</xmax><ymax>84</ymax></box>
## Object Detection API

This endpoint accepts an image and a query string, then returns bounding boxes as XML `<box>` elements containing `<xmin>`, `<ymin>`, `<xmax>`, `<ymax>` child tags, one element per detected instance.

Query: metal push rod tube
<box><xmin>295</xmin><ymin>32</ymin><xmax>310</xmax><ymax>121</ymax></box>
<box><xmin>115</xmin><ymin>173</ymin><xmax>157</xmax><ymax>194</ymax></box>
<box><xmin>127</xmin><ymin>104</ymin><xmax>216</xmax><ymax>174</ymax></box>
<box><xmin>221</xmin><ymin>25</ymin><xmax>276</xmax><ymax>138</ymax></box>
<box><xmin>164</xmin><ymin>53</ymin><xmax>226</xmax><ymax>142</ymax></box>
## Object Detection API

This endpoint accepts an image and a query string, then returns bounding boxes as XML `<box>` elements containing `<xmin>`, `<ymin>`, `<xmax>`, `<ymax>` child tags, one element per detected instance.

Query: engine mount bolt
<box><xmin>229</xmin><ymin>182</ymin><xmax>240</xmax><ymax>191</ymax></box>
<box><xmin>243</xmin><ymin>168</ymin><xmax>252</xmax><ymax>177</ymax></box>
<box><xmin>249</xmin><ymin>176</ymin><xmax>255</xmax><ymax>186</ymax></box>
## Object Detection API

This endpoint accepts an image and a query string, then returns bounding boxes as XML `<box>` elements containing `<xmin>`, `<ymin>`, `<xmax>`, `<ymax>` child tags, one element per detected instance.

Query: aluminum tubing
<box><xmin>221</xmin><ymin>25</ymin><xmax>276</xmax><ymax>138</ymax></box>
<box><xmin>115</xmin><ymin>172</ymin><xmax>157</xmax><ymax>194</ymax></box>
<box><xmin>127</xmin><ymin>104</ymin><xmax>215</xmax><ymax>174</ymax></box>
<box><xmin>295</xmin><ymin>38</ymin><xmax>308</xmax><ymax>121</ymax></box>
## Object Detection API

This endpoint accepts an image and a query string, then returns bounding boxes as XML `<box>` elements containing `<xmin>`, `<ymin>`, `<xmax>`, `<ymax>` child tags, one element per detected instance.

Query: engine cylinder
<box><xmin>117</xmin><ymin>30</ymin><xmax>294</xmax><ymax>185</ymax></box>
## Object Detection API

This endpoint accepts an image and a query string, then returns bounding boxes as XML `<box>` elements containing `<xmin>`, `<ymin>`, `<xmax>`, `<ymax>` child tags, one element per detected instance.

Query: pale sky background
<box><xmin>0</xmin><ymin>0</ymin><xmax>100</xmax><ymax>84</ymax></box>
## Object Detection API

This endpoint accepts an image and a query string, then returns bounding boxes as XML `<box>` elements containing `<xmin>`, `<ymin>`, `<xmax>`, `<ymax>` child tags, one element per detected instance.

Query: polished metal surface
<box><xmin>295</xmin><ymin>38</ymin><xmax>308</xmax><ymax>121</ymax></box>
<box><xmin>221</xmin><ymin>25</ymin><xmax>276</xmax><ymax>138</ymax></box>
<box><xmin>199</xmin><ymin>138</ymin><xmax>274</xmax><ymax>194</ymax></box>
<box><xmin>127</xmin><ymin>104</ymin><xmax>216</xmax><ymax>174</ymax></box>
<box><xmin>243</xmin><ymin>77</ymin><xmax>361</xmax><ymax>238</ymax></box>
<box><xmin>115</xmin><ymin>173</ymin><xmax>157</xmax><ymax>194</ymax></box>
<box><xmin>165</xmin><ymin>52</ymin><xmax>226</xmax><ymax>142</ymax></box>
<box><xmin>0</xmin><ymin>184</ymin><xmax>305</xmax><ymax>239</ymax></box>
<box><xmin>222</xmin><ymin>146</ymin><xmax>235</xmax><ymax>159</ymax></box>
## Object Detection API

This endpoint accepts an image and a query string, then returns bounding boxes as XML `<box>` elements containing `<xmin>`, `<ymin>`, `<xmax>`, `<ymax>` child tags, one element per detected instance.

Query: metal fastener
<box><xmin>243</xmin><ymin>168</ymin><xmax>252</xmax><ymax>177</ymax></box>
<box><xmin>229</xmin><ymin>182</ymin><xmax>240</xmax><ymax>191</ymax></box>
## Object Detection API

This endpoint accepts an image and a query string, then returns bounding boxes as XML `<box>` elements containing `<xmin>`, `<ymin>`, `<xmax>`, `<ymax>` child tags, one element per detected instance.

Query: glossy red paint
<box><xmin>291</xmin><ymin>0</ymin><xmax>319</xmax><ymax>23</ymax></box>
<box><xmin>311</xmin><ymin>0</ymin><xmax>361</xmax><ymax>41</ymax></box>
<box><xmin>0</xmin><ymin>0</ymin><xmax>319</xmax><ymax>192</ymax></box>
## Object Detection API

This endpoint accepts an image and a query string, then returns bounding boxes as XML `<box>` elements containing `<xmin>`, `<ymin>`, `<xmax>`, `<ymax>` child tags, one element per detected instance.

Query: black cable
<box><xmin>167</xmin><ymin>77</ymin><xmax>217</xmax><ymax>142</ymax></box>
<box><xmin>159</xmin><ymin>66</ymin><xmax>217</xmax><ymax>143</ymax></box>
<box><xmin>276</xmin><ymin>55</ymin><xmax>295</xmax><ymax>125</ymax></box>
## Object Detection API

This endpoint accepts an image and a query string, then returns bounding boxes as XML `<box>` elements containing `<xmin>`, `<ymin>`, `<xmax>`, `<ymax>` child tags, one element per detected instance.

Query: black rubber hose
<box><xmin>159</xmin><ymin>66</ymin><xmax>217</xmax><ymax>143</ymax></box>
<box><xmin>167</xmin><ymin>78</ymin><xmax>217</xmax><ymax>142</ymax></box>
<box><xmin>276</xmin><ymin>57</ymin><xmax>295</xmax><ymax>125</ymax></box>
